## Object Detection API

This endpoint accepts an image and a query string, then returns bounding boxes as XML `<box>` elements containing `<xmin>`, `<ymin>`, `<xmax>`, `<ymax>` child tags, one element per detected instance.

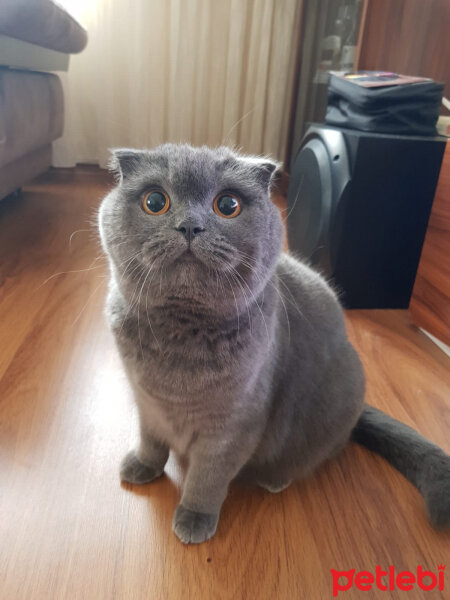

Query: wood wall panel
<box><xmin>358</xmin><ymin>0</ymin><xmax>450</xmax><ymax>102</ymax></box>
<box><xmin>410</xmin><ymin>142</ymin><xmax>450</xmax><ymax>345</ymax></box>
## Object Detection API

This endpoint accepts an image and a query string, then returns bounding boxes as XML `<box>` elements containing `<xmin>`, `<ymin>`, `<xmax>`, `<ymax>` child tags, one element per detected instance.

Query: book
<box><xmin>329</xmin><ymin>70</ymin><xmax>434</xmax><ymax>88</ymax></box>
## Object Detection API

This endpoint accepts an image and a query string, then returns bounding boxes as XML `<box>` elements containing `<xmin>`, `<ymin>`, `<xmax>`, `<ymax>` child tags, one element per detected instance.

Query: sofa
<box><xmin>0</xmin><ymin>0</ymin><xmax>87</xmax><ymax>200</ymax></box>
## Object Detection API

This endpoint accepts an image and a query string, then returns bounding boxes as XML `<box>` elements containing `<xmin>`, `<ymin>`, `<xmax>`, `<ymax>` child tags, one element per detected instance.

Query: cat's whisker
<box><xmin>228</xmin><ymin>266</ymin><xmax>270</xmax><ymax>344</ymax></box>
<box><xmin>220</xmin><ymin>269</ymin><xmax>240</xmax><ymax>338</ymax></box>
<box><xmin>213</xmin><ymin>267</ymin><xmax>226</xmax><ymax>299</ymax></box>
<box><xmin>69</xmin><ymin>228</ymin><xmax>92</xmax><ymax>248</ymax></box>
<box><xmin>38</xmin><ymin>245</ymin><xmax>145</xmax><ymax>292</ymax></box>
<box><xmin>274</xmin><ymin>276</ymin><xmax>311</xmax><ymax>327</ymax></box>
<box><xmin>235</xmin><ymin>249</ymin><xmax>258</xmax><ymax>264</ymax></box>
<box><xmin>70</xmin><ymin>279</ymin><xmax>105</xmax><ymax>328</ymax></box>
<box><xmin>115</xmin><ymin>253</ymin><xmax>141</xmax><ymax>288</ymax></box>
<box><xmin>234</xmin><ymin>250</ymin><xmax>301</xmax><ymax>336</ymax></box>
<box><xmin>36</xmin><ymin>255</ymin><xmax>107</xmax><ymax>290</ymax></box>
<box><xmin>282</xmin><ymin>173</ymin><xmax>303</xmax><ymax>221</ymax></box>
<box><xmin>159</xmin><ymin>263</ymin><xmax>164</xmax><ymax>297</ymax></box>
<box><xmin>222</xmin><ymin>106</ymin><xmax>257</xmax><ymax>146</ymax></box>
<box><xmin>136</xmin><ymin>263</ymin><xmax>159</xmax><ymax>360</ymax></box>
<box><xmin>145</xmin><ymin>264</ymin><xmax>162</xmax><ymax>352</ymax></box>
<box><xmin>228</xmin><ymin>272</ymin><xmax>255</xmax><ymax>338</ymax></box>
<box><xmin>116</xmin><ymin>259</ymin><xmax>146</xmax><ymax>337</ymax></box>
<box><xmin>224</xmin><ymin>269</ymin><xmax>251</xmax><ymax>331</ymax></box>
<box><xmin>236</xmin><ymin>261</ymin><xmax>294</xmax><ymax>342</ymax></box>
<box><xmin>234</xmin><ymin>251</ymin><xmax>266</xmax><ymax>284</ymax></box>
<box><xmin>236</xmin><ymin>258</ymin><xmax>264</xmax><ymax>285</ymax></box>
<box><xmin>268</xmin><ymin>279</ymin><xmax>291</xmax><ymax>345</ymax></box>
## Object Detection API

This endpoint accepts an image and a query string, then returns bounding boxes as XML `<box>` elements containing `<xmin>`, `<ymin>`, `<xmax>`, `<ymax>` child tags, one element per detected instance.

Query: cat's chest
<box><xmin>132</xmin><ymin>377</ymin><xmax>195</xmax><ymax>454</ymax></box>
<box><xmin>114</xmin><ymin>310</ymin><xmax>258</xmax><ymax>400</ymax></box>
<box><xmin>127</xmin><ymin>362</ymin><xmax>233</xmax><ymax>454</ymax></box>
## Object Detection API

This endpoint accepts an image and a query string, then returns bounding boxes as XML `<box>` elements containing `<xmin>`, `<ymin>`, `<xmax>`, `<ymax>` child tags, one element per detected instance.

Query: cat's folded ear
<box><xmin>109</xmin><ymin>148</ymin><xmax>144</xmax><ymax>181</ymax></box>
<box><xmin>240</xmin><ymin>156</ymin><xmax>282</xmax><ymax>190</ymax></box>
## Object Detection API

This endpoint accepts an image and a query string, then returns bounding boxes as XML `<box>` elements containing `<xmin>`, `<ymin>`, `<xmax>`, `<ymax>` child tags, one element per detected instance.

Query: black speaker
<box><xmin>286</xmin><ymin>124</ymin><xmax>446</xmax><ymax>308</ymax></box>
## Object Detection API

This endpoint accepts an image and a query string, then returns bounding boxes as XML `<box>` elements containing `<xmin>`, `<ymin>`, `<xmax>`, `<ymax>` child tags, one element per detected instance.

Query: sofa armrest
<box><xmin>0</xmin><ymin>0</ymin><xmax>87</xmax><ymax>54</ymax></box>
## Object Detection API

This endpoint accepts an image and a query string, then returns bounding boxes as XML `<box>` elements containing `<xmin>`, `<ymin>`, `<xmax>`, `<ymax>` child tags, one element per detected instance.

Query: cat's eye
<box><xmin>142</xmin><ymin>190</ymin><xmax>170</xmax><ymax>215</ymax></box>
<box><xmin>213</xmin><ymin>194</ymin><xmax>241</xmax><ymax>218</ymax></box>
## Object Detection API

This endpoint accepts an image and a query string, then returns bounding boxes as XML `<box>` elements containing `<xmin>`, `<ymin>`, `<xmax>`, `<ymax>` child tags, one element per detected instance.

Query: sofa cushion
<box><xmin>0</xmin><ymin>0</ymin><xmax>87</xmax><ymax>54</ymax></box>
<box><xmin>0</xmin><ymin>69</ymin><xmax>63</xmax><ymax>168</ymax></box>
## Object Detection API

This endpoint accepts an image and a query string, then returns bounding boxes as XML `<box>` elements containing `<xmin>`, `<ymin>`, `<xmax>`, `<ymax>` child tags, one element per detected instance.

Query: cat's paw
<box><xmin>120</xmin><ymin>450</ymin><xmax>164</xmax><ymax>485</ymax></box>
<box><xmin>172</xmin><ymin>504</ymin><xmax>219</xmax><ymax>544</ymax></box>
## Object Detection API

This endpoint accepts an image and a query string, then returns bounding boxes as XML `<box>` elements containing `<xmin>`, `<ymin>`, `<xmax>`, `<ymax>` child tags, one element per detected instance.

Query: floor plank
<box><xmin>0</xmin><ymin>168</ymin><xmax>449</xmax><ymax>600</ymax></box>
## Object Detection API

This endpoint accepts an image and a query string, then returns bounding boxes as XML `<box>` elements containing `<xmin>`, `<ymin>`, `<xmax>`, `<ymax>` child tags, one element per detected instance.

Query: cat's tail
<box><xmin>351</xmin><ymin>404</ymin><xmax>450</xmax><ymax>529</ymax></box>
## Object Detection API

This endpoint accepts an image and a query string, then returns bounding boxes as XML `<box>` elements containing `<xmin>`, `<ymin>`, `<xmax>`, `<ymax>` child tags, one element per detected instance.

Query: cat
<box><xmin>98</xmin><ymin>143</ymin><xmax>450</xmax><ymax>544</ymax></box>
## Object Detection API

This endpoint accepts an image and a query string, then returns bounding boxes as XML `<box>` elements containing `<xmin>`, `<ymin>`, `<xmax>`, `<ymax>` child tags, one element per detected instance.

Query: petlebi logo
<box><xmin>331</xmin><ymin>564</ymin><xmax>445</xmax><ymax>597</ymax></box>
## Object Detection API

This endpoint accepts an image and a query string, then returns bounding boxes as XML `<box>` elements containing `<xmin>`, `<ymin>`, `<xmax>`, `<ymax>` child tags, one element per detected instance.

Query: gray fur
<box><xmin>98</xmin><ymin>143</ymin><xmax>450</xmax><ymax>544</ymax></box>
<box><xmin>352</xmin><ymin>406</ymin><xmax>450</xmax><ymax>528</ymax></box>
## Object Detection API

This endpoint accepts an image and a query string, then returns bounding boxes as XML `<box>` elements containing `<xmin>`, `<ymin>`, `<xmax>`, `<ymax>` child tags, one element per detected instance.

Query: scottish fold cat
<box><xmin>98</xmin><ymin>144</ymin><xmax>450</xmax><ymax>544</ymax></box>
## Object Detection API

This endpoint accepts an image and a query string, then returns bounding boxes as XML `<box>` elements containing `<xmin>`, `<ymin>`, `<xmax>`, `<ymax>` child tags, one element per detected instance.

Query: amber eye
<box><xmin>213</xmin><ymin>194</ymin><xmax>241</xmax><ymax>218</ymax></box>
<box><xmin>142</xmin><ymin>190</ymin><xmax>170</xmax><ymax>215</ymax></box>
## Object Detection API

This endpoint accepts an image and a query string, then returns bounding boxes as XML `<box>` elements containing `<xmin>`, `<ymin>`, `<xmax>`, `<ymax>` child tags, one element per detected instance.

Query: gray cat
<box><xmin>98</xmin><ymin>143</ymin><xmax>450</xmax><ymax>544</ymax></box>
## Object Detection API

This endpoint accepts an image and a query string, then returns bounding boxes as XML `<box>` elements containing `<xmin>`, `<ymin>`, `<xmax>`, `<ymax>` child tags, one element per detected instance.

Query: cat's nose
<box><xmin>176</xmin><ymin>221</ymin><xmax>205</xmax><ymax>241</ymax></box>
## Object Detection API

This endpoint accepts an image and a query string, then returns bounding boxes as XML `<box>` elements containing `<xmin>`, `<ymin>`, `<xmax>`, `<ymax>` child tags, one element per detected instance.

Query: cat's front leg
<box><xmin>120</xmin><ymin>415</ymin><xmax>169</xmax><ymax>485</ymax></box>
<box><xmin>172</xmin><ymin>439</ymin><xmax>254</xmax><ymax>544</ymax></box>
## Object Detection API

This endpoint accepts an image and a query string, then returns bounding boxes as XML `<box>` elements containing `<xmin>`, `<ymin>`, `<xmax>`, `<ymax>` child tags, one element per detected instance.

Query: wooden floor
<box><xmin>0</xmin><ymin>168</ymin><xmax>449</xmax><ymax>600</ymax></box>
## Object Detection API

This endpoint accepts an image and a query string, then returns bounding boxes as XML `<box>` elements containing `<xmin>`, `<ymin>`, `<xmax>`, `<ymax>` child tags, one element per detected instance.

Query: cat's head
<box><xmin>99</xmin><ymin>144</ymin><xmax>283</xmax><ymax>309</ymax></box>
